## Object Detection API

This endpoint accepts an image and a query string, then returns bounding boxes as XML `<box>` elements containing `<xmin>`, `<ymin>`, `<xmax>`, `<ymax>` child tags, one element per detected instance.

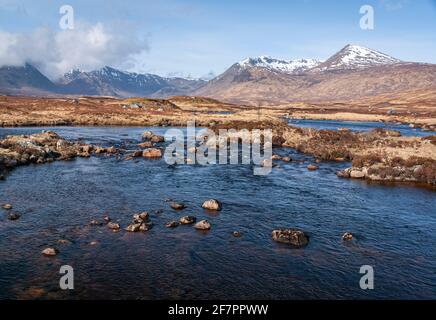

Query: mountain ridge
<box><xmin>1</xmin><ymin>44</ymin><xmax>435</xmax><ymax>105</ymax></box>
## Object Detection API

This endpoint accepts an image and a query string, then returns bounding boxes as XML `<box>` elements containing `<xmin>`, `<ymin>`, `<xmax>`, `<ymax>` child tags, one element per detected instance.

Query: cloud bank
<box><xmin>0</xmin><ymin>22</ymin><xmax>148</xmax><ymax>79</ymax></box>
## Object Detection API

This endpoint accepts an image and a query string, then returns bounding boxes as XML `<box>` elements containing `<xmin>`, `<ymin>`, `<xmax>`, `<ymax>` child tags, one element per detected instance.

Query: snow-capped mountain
<box><xmin>195</xmin><ymin>44</ymin><xmax>436</xmax><ymax>104</ymax></box>
<box><xmin>312</xmin><ymin>44</ymin><xmax>402</xmax><ymax>72</ymax></box>
<box><xmin>60</xmin><ymin>66</ymin><xmax>205</xmax><ymax>97</ymax></box>
<box><xmin>237</xmin><ymin>56</ymin><xmax>322</xmax><ymax>74</ymax></box>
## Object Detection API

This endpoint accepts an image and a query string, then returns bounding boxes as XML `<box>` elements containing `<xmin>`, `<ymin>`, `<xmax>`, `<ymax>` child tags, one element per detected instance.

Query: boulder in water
<box><xmin>41</xmin><ymin>248</ymin><xmax>58</xmax><ymax>257</ymax></box>
<box><xmin>180</xmin><ymin>216</ymin><xmax>196</xmax><ymax>225</ymax></box>
<box><xmin>202</xmin><ymin>199</ymin><xmax>222</xmax><ymax>211</ymax></box>
<box><xmin>271</xmin><ymin>228</ymin><xmax>309</xmax><ymax>248</ymax></box>
<box><xmin>142</xmin><ymin>148</ymin><xmax>162</xmax><ymax>158</ymax></box>
<box><xmin>194</xmin><ymin>220</ymin><xmax>211</xmax><ymax>230</ymax></box>
<box><xmin>342</xmin><ymin>232</ymin><xmax>353</xmax><ymax>241</ymax></box>
<box><xmin>170</xmin><ymin>202</ymin><xmax>186</xmax><ymax>210</ymax></box>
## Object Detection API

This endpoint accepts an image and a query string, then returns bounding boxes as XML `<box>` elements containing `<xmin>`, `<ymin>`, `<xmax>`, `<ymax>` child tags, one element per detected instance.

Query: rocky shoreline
<box><xmin>1</xmin><ymin>124</ymin><xmax>435</xmax><ymax>186</ymax></box>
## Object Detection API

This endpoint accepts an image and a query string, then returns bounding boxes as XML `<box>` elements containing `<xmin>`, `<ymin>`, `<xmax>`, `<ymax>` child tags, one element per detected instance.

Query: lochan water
<box><xmin>288</xmin><ymin>119</ymin><xmax>434</xmax><ymax>137</ymax></box>
<box><xmin>0</xmin><ymin>125</ymin><xmax>435</xmax><ymax>300</ymax></box>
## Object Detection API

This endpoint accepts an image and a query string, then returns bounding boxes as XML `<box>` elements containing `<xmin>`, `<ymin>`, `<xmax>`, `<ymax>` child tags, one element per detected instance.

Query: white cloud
<box><xmin>0</xmin><ymin>22</ymin><xmax>148</xmax><ymax>79</ymax></box>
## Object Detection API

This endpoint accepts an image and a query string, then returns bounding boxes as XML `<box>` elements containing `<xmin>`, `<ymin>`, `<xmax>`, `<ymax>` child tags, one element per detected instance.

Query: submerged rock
<box><xmin>271</xmin><ymin>229</ymin><xmax>309</xmax><ymax>248</ymax></box>
<box><xmin>142</xmin><ymin>148</ymin><xmax>162</xmax><ymax>158</ymax></box>
<box><xmin>2</xmin><ymin>203</ymin><xmax>12</xmax><ymax>210</ymax></box>
<box><xmin>342</xmin><ymin>232</ymin><xmax>353</xmax><ymax>241</ymax></box>
<box><xmin>336</xmin><ymin>169</ymin><xmax>351</xmax><ymax>178</ymax></box>
<box><xmin>7</xmin><ymin>212</ymin><xmax>20</xmax><ymax>220</ymax></box>
<box><xmin>107</xmin><ymin>222</ymin><xmax>120</xmax><ymax>230</ymax></box>
<box><xmin>125</xmin><ymin>223</ymin><xmax>142</xmax><ymax>232</ymax></box>
<box><xmin>180</xmin><ymin>216</ymin><xmax>196</xmax><ymax>225</ymax></box>
<box><xmin>41</xmin><ymin>248</ymin><xmax>58</xmax><ymax>257</ymax></box>
<box><xmin>232</xmin><ymin>231</ymin><xmax>242</xmax><ymax>238</ymax></box>
<box><xmin>133</xmin><ymin>212</ymin><xmax>149</xmax><ymax>223</ymax></box>
<box><xmin>307</xmin><ymin>164</ymin><xmax>318</xmax><ymax>171</ymax></box>
<box><xmin>103</xmin><ymin>215</ymin><xmax>111</xmax><ymax>223</ymax></box>
<box><xmin>170</xmin><ymin>202</ymin><xmax>186</xmax><ymax>210</ymax></box>
<box><xmin>194</xmin><ymin>220</ymin><xmax>211</xmax><ymax>230</ymax></box>
<box><xmin>202</xmin><ymin>199</ymin><xmax>222</xmax><ymax>211</ymax></box>
<box><xmin>139</xmin><ymin>222</ymin><xmax>153</xmax><ymax>232</ymax></box>
<box><xmin>89</xmin><ymin>219</ymin><xmax>103</xmax><ymax>226</ymax></box>
<box><xmin>142</xmin><ymin>131</ymin><xmax>154</xmax><ymax>141</ymax></box>
<box><xmin>165</xmin><ymin>221</ymin><xmax>179</xmax><ymax>228</ymax></box>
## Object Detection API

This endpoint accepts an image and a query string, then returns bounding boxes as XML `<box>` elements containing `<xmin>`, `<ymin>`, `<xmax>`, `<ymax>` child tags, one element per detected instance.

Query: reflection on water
<box><xmin>0</xmin><ymin>126</ymin><xmax>435</xmax><ymax>300</ymax></box>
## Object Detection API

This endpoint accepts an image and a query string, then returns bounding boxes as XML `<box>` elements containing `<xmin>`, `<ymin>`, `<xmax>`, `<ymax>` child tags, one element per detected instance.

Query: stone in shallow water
<box><xmin>142</xmin><ymin>148</ymin><xmax>162</xmax><ymax>158</ymax></box>
<box><xmin>139</xmin><ymin>222</ymin><xmax>153</xmax><ymax>232</ymax></box>
<box><xmin>107</xmin><ymin>222</ymin><xmax>120</xmax><ymax>230</ymax></box>
<box><xmin>232</xmin><ymin>231</ymin><xmax>242</xmax><ymax>238</ymax></box>
<box><xmin>202</xmin><ymin>199</ymin><xmax>222</xmax><ymax>211</ymax></box>
<box><xmin>271</xmin><ymin>229</ymin><xmax>309</xmax><ymax>248</ymax></box>
<box><xmin>179</xmin><ymin>216</ymin><xmax>196</xmax><ymax>225</ymax></box>
<box><xmin>8</xmin><ymin>212</ymin><xmax>21</xmax><ymax>220</ymax></box>
<box><xmin>41</xmin><ymin>248</ymin><xmax>58</xmax><ymax>257</ymax></box>
<box><xmin>133</xmin><ymin>212</ymin><xmax>149</xmax><ymax>223</ymax></box>
<box><xmin>2</xmin><ymin>203</ymin><xmax>12</xmax><ymax>210</ymax></box>
<box><xmin>165</xmin><ymin>221</ymin><xmax>179</xmax><ymax>228</ymax></box>
<box><xmin>307</xmin><ymin>164</ymin><xmax>318</xmax><ymax>171</ymax></box>
<box><xmin>125</xmin><ymin>223</ymin><xmax>142</xmax><ymax>232</ymax></box>
<box><xmin>194</xmin><ymin>220</ymin><xmax>211</xmax><ymax>230</ymax></box>
<box><xmin>170</xmin><ymin>202</ymin><xmax>186</xmax><ymax>210</ymax></box>
<box><xmin>89</xmin><ymin>219</ymin><xmax>103</xmax><ymax>226</ymax></box>
<box><xmin>342</xmin><ymin>232</ymin><xmax>353</xmax><ymax>241</ymax></box>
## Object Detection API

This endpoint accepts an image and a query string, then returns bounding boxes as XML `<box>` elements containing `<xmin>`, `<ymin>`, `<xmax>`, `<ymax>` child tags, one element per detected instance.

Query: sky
<box><xmin>0</xmin><ymin>0</ymin><xmax>435</xmax><ymax>79</ymax></box>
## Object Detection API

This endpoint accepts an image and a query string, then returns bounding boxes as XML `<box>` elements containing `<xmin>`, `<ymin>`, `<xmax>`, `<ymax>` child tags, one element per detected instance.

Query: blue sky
<box><xmin>0</xmin><ymin>0</ymin><xmax>435</xmax><ymax>78</ymax></box>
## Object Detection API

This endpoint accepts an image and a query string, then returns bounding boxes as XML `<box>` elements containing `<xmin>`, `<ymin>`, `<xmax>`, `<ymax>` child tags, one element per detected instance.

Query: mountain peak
<box><xmin>314</xmin><ymin>44</ymin><xmax>402</xmax><ymax>72</ymax></box>
<box><xmin>237</xmin><ymin>56</ymin><xmax>322</xmax><ymax>74</ymax></box>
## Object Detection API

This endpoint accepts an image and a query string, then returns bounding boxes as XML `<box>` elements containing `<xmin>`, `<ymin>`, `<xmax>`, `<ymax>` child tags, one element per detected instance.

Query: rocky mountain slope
<box><xmin>0</xmin><ymin>65</ymin><xmax>205</xmax><ymax>98</ymax></box>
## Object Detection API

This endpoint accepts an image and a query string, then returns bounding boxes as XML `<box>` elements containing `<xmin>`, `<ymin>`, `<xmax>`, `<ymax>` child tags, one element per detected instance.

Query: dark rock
<box><xmin>232</xmin><ymin>231</ymin><xmax>242</xmax><ymax>238</ymax></box>
<box><xmin>8</xmin><ymin>212</ymin><xmax>20</xmax><ymax>220</ymax></box>
<box><xmin>165</xmin><ymin>221</ymin><xmax>179</xmax><ymax>228</ymax></box>
<box><xmin>342</xmin><ymin>232</ymin><xmax>353</xmax><ymax>241</ymax></box>
<box><xmin>271</xmin><ymin>228</ymin><xmax>309</xmax><ymax>248</ymax></box>
<box><xmin>170</xmin><ymin>202</ymin><xmax>186</xmax><ymax>210</ymax></box>
<box><xmin>89</xmin><ymin>219</ymin><xmax>103</xmax><ymax>226</ymax></box>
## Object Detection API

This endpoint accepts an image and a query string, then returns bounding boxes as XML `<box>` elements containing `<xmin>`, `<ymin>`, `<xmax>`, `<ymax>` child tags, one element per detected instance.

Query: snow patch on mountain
<box><xmin>237</xmin><ymin>56</ymin><xmax>322</xmax><ymax>74</ymax></box>
<box><xmin>315</xmin><ymin>44</ymin><xmax>402</xmax><ymax>71</ymax></box>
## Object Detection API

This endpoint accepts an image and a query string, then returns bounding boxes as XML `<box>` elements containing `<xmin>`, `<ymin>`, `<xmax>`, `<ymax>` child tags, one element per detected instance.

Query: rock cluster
<box><xmin>0</xmin><ymin>131</ymin><xmax>118</xmax><ymax>178</ymax></box>
<box><xmin>125</xmin><ymin>212</ymin><xmax>153</xmax><ymax>232</ymax></box>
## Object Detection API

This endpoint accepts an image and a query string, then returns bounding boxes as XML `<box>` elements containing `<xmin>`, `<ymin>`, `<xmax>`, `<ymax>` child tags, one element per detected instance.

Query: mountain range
<box><xmin>1</xmin><ymin>44</ymin><xmax>435</xmax><ymax>105</ymax></box>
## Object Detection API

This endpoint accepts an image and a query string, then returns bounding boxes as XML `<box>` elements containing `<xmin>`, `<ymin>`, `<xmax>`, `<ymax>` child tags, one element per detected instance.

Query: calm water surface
<box><xmin>288</xmin><ymin>119</ymin><xmax>434</xmax><ymax>137</ymax></box>
<box><xmin>0</xmin><ymin>126</ymin><xmax>435</xmax><ymax>299</ymax></box>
